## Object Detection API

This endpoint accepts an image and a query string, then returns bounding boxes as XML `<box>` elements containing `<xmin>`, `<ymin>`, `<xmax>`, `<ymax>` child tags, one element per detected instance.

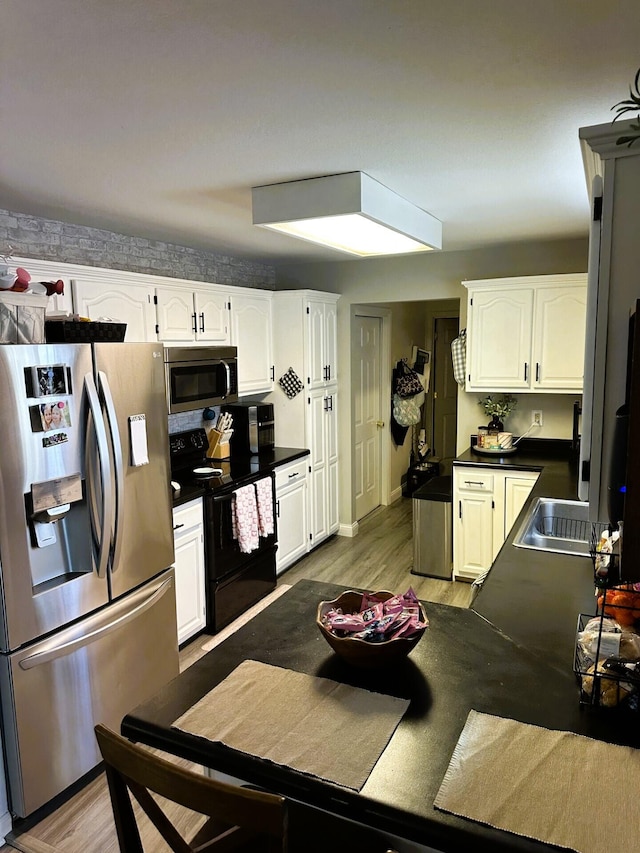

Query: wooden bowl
<box><xmin>316</xmin><ymin>590</ymin><xmax>427</xmax><ymax>668</ymax></box>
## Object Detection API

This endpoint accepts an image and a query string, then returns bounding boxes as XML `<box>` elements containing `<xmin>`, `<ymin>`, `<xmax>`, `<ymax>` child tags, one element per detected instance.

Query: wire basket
<box><xmin>574</xmin><ymin>612</ymin><xmax>640</xmax><ymax>710</ymax></box>
<box><xmin>45</xmin><ymin>320</ymin><xmax>127</xmax><ymax>343</ymax></box>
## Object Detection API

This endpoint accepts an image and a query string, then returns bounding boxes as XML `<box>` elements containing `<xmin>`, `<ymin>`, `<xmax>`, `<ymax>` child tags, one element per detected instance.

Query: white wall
<box><xmin>276</xmin><ymin>236</ymin><xmax>588</xmax><ymax>529</ymax></box>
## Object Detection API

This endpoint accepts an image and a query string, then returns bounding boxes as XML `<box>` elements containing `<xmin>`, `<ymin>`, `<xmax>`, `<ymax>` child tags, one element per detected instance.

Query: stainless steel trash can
<box><xmin>411</xmin><ymin>476</ymin><xmax>453</xmax><ymax>579</ymax></box>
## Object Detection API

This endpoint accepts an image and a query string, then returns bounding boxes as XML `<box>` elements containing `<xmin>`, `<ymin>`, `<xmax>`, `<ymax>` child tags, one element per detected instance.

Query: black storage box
<box><xmin>45</xmin><ymin>320</ymin><xmax>127</xmax><ymax>343</ymax></box>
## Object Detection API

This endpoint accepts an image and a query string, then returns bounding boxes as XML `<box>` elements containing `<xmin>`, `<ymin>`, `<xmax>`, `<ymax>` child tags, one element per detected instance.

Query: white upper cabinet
<box><xmin>464</xmin><ymin>274</ymin><xmax>587</xmax><ymax>393</ymax></box>
<box><xmin>229</xmin><ymin>290</ymin><xmax>274</xmax><ymax>395</ymax></box>
<box><xmin>155</xmin><ymin>287</ymin><xmax>230</xmax><ymax>344</ymax></box>
<box><xmin>306</xmin><ymin>296</ymin><xmax>338</xmax><ymax>388</ymax></box>
<box><xmin>466</xmin><ymin>287</ymin><xmax>533</xmax><ymax>390</ymax></box>
<box><xmin>531</xmin><ymin>285</ymin><xmax>587</xmax><ymax>390</ymax></box>
<box><xmin>72</xmin><ymin>278</ymin><xmax>157</xmax><ymax>342</ymax></box>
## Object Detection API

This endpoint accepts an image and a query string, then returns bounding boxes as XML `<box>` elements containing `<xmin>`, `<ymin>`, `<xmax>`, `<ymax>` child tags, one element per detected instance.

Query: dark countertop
<box><xmin>172</xmin><ymin>446</ymin><xmax>309</xmax><ymax>508</ymax></box>
<box><xmin>455</xmin><ymin>440</ymin><xmax>598</xmax><ymax>674</ymax></box>
<box><xmin>122</xmin><ymin>578</ymin><xmax>640</xmax><ymax>853</ymax></box>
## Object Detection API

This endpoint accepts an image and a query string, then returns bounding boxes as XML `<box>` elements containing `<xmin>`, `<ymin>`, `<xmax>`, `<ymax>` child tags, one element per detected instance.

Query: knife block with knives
<box><xmin>206</xmin><ymin>411</ymin><xmax>234</xmax><ymax>460</ymax></box>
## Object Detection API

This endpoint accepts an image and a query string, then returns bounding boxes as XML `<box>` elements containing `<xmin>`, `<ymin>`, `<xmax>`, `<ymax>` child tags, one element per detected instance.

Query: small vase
<box><xmin>487</xmin><ymin>416</ymin><xmax>504</xmax><ymax>431</ymax></box>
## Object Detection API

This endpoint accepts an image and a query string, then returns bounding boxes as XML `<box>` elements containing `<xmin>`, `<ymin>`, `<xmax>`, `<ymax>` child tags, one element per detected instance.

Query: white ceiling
<box><xmin>3</xmin><ymin>0</ymin><xmax>640</xmax><ymax>264</ymax></box>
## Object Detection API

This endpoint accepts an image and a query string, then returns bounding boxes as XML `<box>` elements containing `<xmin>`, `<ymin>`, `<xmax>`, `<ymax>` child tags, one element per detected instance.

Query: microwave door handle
<box><xmin>220</xmin><ymin>360</ymin><xmax>231</xmax><ymax>398</ymax></box>
<box><xmin>98</xmin><ymin>370</ymin><xmax>125</xmax><ymax>574</ymax></box>
<box><xmin>84</xmin><ymin>372</ymin><xmax>113</xmax><ymax>579</ymax></box>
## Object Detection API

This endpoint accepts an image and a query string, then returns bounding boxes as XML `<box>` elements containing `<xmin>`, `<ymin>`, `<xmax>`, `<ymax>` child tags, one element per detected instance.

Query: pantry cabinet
<box><xmin>453</xmin><ymin>465</ymin><xmax>539</xmax><ymax>581</ymax></box>
<box><xmin>268</xmin><ymin>290</ymin><xmax>340</xmax><ymax>550</ymax></box>
<box><xmin>274</xmin><ymin>457</ymin><xmax>309</xmax><ymax>574</ymax></box>
<box><xmin>155</xmin><ymin>286</ymin><xmax>230</xmax><ymax>344</ymax></box>
<box><xmin>172</xmin><ymin>498</ymin><xmax>206</xmax><ymax>645</ymax></box>
<box><xmin>464</xmin><ymin>274</ymin><xmax>587</xmax><ymax>393</ymax></box>
<box><xmin>308</xmin><ymin>387</ymin><xmax>339</xmax><ymax>544</ymax></box>
<box><xmin>229</xmin><ymin>290</ymin><xmax>274</xmax><ymax>395</ymax></box>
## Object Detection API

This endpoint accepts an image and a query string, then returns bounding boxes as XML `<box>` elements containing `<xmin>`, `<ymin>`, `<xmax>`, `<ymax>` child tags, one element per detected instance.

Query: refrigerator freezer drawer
<box><xmin>0</xmin><ymin>569</ymin><xmax>179</xmax><ymax>818</ymax></box>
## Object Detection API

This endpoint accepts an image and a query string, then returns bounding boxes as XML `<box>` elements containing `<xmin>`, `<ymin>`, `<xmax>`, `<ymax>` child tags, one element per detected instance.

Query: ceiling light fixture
<box><xmin>252</xmin><ymin>172</ymin><xmax>442</xmax><ymax>257</ymax></box>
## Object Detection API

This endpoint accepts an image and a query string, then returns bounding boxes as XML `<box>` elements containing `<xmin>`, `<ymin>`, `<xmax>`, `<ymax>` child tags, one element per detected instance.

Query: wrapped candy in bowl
<box><xmin>316</xmin><ymin>588</ymin><xmax>428</xmax><ymax>668</ymax></box>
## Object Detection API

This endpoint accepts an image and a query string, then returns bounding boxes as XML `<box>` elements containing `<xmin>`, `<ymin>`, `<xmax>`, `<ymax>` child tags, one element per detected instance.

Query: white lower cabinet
<box><xmin>275</xmin><ymin>457</ymin><xmax>309</xmax><ymax>574</ymax></box>
<box><xmin>172</xmin><ymin>498</ymin><xmax>206</xmax><ymax>645</ymax></box>
<box><xmin>453</xmin><ymin>466</ymin><xmax>539</xmax><ymax>581</ymax></box>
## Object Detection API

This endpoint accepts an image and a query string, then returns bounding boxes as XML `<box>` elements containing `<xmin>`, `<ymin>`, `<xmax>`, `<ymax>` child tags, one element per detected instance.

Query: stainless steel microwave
<box><xmin>164</xmin><ymin>346</ymin><xmax>238</xmax><ymax>414</ymax></box>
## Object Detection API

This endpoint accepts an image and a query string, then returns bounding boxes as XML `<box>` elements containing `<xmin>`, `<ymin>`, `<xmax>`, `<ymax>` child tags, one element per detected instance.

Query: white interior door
<box><xmin>353</xmin><ymin>315</ymin><xmax>382</xmax><ymax>520</ymax></box>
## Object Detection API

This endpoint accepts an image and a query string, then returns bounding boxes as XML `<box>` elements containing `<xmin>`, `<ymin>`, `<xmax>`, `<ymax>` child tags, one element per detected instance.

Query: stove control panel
<box><xmin>169</xmin><ymin>428</ymin><xmax>209</xmax><ymax>460</ymax></box>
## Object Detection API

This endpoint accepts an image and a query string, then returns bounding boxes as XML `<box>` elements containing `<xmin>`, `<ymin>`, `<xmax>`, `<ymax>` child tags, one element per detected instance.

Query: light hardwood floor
<box><xmin>2</xmin><ymin>497</ymin><xmax>471</xmax><ymax>853</ymax></box>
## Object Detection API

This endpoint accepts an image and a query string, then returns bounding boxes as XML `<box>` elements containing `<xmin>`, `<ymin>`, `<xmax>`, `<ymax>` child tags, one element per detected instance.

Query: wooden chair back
<box><xmin>95</xmin><ymin>724</ymin><xmax>288</xmax><ymax>853</ymax></box>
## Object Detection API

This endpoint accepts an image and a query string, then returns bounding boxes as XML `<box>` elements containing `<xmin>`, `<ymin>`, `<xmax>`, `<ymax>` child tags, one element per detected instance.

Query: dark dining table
<box><xmin>121</xmin><ymin>578</ymin><xmax>640</xmax><ymax>853</ymax></box>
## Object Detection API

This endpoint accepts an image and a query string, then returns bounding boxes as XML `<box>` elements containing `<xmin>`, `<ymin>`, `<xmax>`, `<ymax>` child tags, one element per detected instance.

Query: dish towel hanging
<box><xmin>254</xmin><ymin>477</ymin><xmax>274</xmax><ymax>537</ymax></box>
<box><xmin>232</xmin><ymin>484</ymin><xmax>259</xmax><ymax>554</ymax></box>
<box><xmin>451</xmin><ymin>329</ymin><xmax>466</xmax><ymax>387</ymax></box>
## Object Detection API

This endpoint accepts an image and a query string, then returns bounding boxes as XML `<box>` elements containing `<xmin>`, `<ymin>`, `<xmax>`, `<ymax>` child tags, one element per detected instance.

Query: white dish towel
<box><xmin>255</xmin><ymin>477</ymin><xmax>274</xmax><ymax>537</ymax></box>
<box><xmin>232</xmin><ymin>484</ymin><xmax>259</xmax><ymax>553</ymax></box>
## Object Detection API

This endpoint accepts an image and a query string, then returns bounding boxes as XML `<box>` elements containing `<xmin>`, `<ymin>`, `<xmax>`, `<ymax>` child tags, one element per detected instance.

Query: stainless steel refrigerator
<box><xmin>0</xmin><ymin>342</ymin><xmax>179</xmax><ymax>818</ymax></box>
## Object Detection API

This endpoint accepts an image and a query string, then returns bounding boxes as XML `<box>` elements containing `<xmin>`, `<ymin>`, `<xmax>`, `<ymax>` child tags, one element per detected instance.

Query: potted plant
<box><xmin>478</xmin><ymin>394</ymin><xmax>517</xmax><ymax>431</ymax></box>
<box><xmin>612</xmin><ymin>66</ymin><xmax>640</xmax><ymax>148</ymax></box>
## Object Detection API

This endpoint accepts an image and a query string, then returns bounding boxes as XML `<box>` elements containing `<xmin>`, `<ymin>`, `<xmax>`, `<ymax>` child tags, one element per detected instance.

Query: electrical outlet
<box><xmin>532</xmin><ymin>410</ymin><xmax>543</xmax><ymax>427</ymax></box>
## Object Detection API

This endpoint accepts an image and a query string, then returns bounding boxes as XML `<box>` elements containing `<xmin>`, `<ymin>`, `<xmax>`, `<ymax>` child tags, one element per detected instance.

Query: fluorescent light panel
<box><xmin>252</xmin><ymin>172</ymin><xmax>442</xmax><ymax>257</ymax></box>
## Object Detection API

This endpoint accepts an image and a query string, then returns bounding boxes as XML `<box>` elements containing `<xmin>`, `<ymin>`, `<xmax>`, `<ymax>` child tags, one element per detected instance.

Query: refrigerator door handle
<box><xmin>98</xmin><ymin>370</ymin><xmax>125</xmax><ymax>573</ymax></box>
<box><xmin>18</xmin><ymin>577</ymin><xmax>174</xmax><ymax>670</ymax></box>
<box><xmin>85</xmin><ymin>372</ymin><xmax>113</xmax><ymax>579</ymax></box>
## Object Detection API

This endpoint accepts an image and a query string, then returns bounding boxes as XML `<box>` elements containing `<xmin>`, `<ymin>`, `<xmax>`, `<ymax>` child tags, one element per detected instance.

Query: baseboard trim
<box><xmin>390</xmin><ymin>486</ymin><xmax>404</xmax><ymax>503</ymax></box>
<box><xmin>338</xmin><ymin>521</ymin><xmax>359</xmax><ymax>538</ymax></box>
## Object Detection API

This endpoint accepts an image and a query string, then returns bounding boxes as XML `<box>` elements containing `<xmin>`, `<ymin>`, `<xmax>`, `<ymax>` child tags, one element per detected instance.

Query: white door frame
<box><xmin>350</xmin><ymin>304</ymin><xmax>392</xmax><ymax>523</ymax></box>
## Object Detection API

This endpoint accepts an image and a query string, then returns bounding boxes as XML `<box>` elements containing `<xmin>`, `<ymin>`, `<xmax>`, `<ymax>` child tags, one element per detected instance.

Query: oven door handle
<box><xmin>213</xmin><ymin>492</ymin><xmax>235</xmax><ymax>504</ymax></box>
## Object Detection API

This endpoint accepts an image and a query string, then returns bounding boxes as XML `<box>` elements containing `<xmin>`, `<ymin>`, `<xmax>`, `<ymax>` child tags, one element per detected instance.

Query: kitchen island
<box><xmin>122</xmin><ymin>442</ymin><xmax>636</xmax><ymax>852</ymax></box>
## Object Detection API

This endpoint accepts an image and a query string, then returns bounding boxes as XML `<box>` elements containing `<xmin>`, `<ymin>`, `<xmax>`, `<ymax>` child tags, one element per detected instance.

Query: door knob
<box><xmin>376</xmin><ymin>420</ymin><xmax>385</xmax><ymax>428</ymax></box>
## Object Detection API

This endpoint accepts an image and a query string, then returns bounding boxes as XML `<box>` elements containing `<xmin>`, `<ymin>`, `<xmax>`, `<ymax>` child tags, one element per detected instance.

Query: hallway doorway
<box><xmin>431</xmin><ymin>316</ymin><xmax>459</xmax><ymax>470</ymax></box>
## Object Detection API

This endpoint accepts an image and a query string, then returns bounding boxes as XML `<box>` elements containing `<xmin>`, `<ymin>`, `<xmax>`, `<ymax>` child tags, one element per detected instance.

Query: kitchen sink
<box><xmin>512</xmin><ymin>497</ymin><xmax>606</xmax><ymax>557</ymax></box>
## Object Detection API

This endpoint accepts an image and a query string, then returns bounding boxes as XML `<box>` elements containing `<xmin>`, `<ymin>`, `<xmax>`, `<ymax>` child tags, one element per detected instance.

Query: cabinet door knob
<box><xmin>376</xmin><ymin>420</ymin><xmax>385</xmax><ymax>428</ymax></box>
<box><xmin>192</xmin><ymin>313</ymin><xmax>197</xmax><ymax>334</ymax></box>
<box><xmin>199</xmin><ymin>312</ymin><xmax>205</xmax><ymax>333</ymax></box>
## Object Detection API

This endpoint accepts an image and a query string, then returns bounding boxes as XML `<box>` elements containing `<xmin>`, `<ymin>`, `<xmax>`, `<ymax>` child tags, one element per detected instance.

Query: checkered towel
<box><xmin>278</xmin><ymin>366</ymin><xmax>304</xmax><ymax>399</ymax></box>
<box><xmin>231</xmin><ymin>484</ymin><xmax>259</xmax><ymax>554</ymax></box>
<box><xmin>451</xmin><ymin>329</ymin><xmax>466</xmax><ymax>387</ymax></box>
<box><xmin>254</xmin><ymin>477</ymin><xmax>274</xmax><ymax>537</ymax></box>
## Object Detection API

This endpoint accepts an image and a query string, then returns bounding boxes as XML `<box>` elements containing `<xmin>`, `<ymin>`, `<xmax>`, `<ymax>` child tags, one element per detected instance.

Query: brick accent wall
<box><xmin>0</xmin><ymin>208</ymin><xmax>275</xmax><ymax>289</ymax></box>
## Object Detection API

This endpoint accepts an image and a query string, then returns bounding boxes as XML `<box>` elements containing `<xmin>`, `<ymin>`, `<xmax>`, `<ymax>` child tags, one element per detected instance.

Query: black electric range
<box><xmin>169</xmin><ymin>428</ymin><xmax>277</xmax><ymax>633</ymax></box>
